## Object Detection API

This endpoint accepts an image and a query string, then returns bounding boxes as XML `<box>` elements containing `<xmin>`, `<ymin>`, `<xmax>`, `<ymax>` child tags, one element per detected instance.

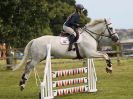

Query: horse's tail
<box><xmin>13</xmin><ymin>40</ymin><xmax>34</xmax><ymax>71</ymax></box>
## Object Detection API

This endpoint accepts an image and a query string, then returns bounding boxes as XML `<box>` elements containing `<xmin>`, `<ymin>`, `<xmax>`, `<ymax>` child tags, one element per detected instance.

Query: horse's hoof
<box><xmin>106</xmin><ymin>67</ymin><xmax>112</xmax><ymax>74</ymax></box>
<box><xmin>20</xmin><ymin>85</ymin><xmax>24</xmax><ymax>91</ymax></box>
<box><xmin>19</xmin><ymin>80</ymin><xmax>25</xmax><ymax>91</ymax></box>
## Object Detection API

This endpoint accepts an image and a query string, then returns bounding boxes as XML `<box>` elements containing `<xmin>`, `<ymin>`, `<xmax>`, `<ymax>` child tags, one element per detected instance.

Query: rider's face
<box><xmin>79</xmin><ymin>9</ymin><xmax>83</xmax><ymax>15</ymax></box>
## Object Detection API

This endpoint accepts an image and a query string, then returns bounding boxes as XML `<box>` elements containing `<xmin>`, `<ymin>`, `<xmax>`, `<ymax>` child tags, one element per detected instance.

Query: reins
<box><xmin>80</xmin><ymin>19</ymin><xmax>117</xmax><ymax>42</ymax></box>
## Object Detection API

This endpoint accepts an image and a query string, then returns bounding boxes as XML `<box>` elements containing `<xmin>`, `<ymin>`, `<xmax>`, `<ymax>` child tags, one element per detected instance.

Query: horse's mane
<box><xmin>86</xmin><ymin>19</ymin><xmax>104</xmax><ymax>27</ymax></box>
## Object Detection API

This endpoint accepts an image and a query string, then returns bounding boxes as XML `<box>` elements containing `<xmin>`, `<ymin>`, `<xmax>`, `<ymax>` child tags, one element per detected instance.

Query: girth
<box><xmin>73</xmin><ymin>43</ymin><xmax>83</xmax><ymax>59</ymax></box>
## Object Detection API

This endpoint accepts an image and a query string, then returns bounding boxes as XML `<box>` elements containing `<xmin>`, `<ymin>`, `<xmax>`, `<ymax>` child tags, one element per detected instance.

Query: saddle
<box><xmin>60</xmin><ymin>30</ymin><xmax>83</xmax><ymax>59</ymax></box>
<box><xmin>60</xmin><ymin>31</ymin><xmax>70</xmax><ymax>37</ymax></box>
<box><xmin>60</xmin><ymin>30</ymin><xmax>80</xmax><ymax>45</ymax></box>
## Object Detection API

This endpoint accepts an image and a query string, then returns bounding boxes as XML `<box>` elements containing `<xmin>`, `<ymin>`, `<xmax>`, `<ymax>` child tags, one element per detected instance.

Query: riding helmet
<box><xmin>75</xmin><ymin>4</ymin><xmax>84</xmax><ymax>10</ymax></box>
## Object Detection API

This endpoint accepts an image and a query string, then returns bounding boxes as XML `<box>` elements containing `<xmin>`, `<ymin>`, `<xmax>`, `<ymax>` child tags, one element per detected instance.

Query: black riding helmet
<box><xmin>75</xmin><ymin>4</ymin><xmax>84</xmax><ymax>12</ymax></box>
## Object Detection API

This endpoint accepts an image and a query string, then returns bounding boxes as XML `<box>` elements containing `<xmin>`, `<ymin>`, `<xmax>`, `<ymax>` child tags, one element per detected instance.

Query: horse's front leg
<box><xmin>99</xmin><ymin>52</ymin><xmax>112</xmax><ymax>73</ymax></box>
<box><xmin>86</xmin><ymin>51</ymin><xmax>112</xmax><ymax>73</ymax></box>
<box><xmin>105</xmin><ymin>58</ymin><xmax>112</xmax><ymax>73</ymax></box>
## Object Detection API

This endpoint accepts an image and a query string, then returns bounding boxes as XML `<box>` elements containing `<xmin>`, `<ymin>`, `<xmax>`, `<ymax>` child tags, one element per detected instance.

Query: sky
<box><xmin>76</xmin><ymin>0</ymin><xmax>133</xmax><ymax>29</ymax></box>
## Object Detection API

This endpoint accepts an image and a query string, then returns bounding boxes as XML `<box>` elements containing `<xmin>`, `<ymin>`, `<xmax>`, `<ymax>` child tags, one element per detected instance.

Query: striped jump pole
<box><xmin>40</xmin><ymin>44</ymin><xmax>97</xmax><ymax>99</ymax></box>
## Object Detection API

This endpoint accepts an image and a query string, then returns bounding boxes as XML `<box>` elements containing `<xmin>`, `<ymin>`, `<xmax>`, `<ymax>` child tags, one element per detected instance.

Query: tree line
<box><xmin>0</xmin><ymin>0</ymin><xmax>90</xmax><ymax>48</ymax></box>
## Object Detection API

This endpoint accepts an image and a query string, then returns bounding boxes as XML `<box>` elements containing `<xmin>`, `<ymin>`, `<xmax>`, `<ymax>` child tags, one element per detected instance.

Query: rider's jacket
<box><xmin>64</xmin><ymin>12</ymin><xmax>80</xmax><ymax>28</ymax></box>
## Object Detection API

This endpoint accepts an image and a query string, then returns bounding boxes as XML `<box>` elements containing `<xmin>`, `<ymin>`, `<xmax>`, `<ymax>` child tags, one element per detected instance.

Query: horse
<box><xmin>13</xmin><ymin>18</ymin><xmax>119</xmax><ymax>91</ymax></box>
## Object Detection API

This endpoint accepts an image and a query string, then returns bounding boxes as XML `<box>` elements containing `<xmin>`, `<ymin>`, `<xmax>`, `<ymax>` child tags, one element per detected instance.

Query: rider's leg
<box><xmin>63</xmin><ymin>25</ymin><xmax>77</xmax><ymax>51</ymax></box>
<box><xmin>68</xmin><ymin>34</ymin><xmax>75</xmax><ymax>51</ymax></box>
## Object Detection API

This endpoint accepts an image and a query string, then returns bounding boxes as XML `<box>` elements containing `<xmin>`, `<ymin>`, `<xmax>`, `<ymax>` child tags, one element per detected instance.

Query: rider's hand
<box><xmin>76</xmin><ymin>24</ymin><xmax>80</xmax><ymax>28</ymax></box>
<box><xmin>77</xmin><ymin>24</ymin><xmax>84</xmax><ymax>28</ymax></box>
<box><xmin>76</xmin><ymin>24</ymin><xmax>80</xmax><ymax>26</ymax></box>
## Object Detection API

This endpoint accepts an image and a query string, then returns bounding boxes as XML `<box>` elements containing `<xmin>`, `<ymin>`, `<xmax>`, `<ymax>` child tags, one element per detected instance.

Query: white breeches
<box><xmin>63</xmin><ymin>25</ymin><xmax>76</xmax><ymax>36</ymax></box>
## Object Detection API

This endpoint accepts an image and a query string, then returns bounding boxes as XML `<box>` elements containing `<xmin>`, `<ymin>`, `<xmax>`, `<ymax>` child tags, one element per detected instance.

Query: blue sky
<box><xmin>76</xmin><ymin>0</ymin><xmax>133</xmax><ymax>29</ymax></box>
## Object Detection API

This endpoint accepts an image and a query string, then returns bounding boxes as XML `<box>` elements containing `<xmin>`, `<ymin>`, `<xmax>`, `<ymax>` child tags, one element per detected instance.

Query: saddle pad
<box><xmin>60</xmin><ymin>37</ymin><xmax>69</xmax><ymax>45</ymax></box>
<box><xmin>60</xmin><ymin>37</ymin><xmax>81</xmax><ymax>45</ymax></box>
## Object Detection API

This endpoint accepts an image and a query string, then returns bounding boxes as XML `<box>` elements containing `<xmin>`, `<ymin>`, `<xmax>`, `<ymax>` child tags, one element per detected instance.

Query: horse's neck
<box><xmin>84</xmin><ymin>23</ymin><xmax>104</xmax><ymax>41</ymax></box>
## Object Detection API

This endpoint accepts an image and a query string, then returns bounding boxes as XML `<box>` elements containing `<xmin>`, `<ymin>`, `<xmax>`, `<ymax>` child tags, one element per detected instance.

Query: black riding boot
<box><xmin>68</xmin><ymin>34</ymin><xmax>75</xmax><ymax>51</ymax></box>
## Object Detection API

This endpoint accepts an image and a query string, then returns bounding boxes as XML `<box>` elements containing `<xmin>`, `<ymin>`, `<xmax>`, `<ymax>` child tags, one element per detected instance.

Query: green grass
<box><xmin>0</xmin><ymin>58</ymin><xmax>133</xmax><ymax>99</ymax></box>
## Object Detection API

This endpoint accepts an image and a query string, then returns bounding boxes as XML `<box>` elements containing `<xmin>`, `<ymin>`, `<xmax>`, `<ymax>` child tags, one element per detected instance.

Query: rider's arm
<box><xmin>69</xmin><ymin>13</ymin><xmax>80</xmax><ymax>27</ymax></box>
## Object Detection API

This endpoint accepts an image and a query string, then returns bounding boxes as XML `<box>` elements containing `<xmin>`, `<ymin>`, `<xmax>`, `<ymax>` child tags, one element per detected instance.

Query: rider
<box><xmin>63</xmin><ymin>4</ymin><xmax>85</xmax><ymax>51</ymax></box>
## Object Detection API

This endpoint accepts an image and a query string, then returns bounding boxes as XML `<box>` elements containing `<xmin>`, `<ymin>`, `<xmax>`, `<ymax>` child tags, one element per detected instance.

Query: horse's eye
<box><xmin>109</xmin><ymin>27</ymin><xmax>113</xmax><ymax>31</ymax></box>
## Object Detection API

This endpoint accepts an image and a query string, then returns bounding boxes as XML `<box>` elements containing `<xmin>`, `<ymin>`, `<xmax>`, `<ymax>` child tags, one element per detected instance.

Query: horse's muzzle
<box><xmin>111</xmin><ymin>34</ymin><xmax>119</xmax><ymax>42</ymax></box>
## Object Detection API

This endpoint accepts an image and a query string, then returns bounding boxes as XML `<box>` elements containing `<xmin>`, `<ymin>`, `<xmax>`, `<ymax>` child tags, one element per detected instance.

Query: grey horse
<box><xmin>13</xmin><ymin>19</ymin><xmax>119</xmax><ymax>90</ymax></box>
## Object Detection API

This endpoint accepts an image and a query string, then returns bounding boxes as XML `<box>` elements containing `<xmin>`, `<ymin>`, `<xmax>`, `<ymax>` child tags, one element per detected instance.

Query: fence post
<box><xmin>116</xmin><ymin>44</ymin><xmax>120</xmax><ymax>65</ymax></box>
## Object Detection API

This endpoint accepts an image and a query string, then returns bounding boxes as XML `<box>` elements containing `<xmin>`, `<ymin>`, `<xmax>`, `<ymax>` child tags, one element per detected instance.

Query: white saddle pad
<box><xmin>60</xmin><ymin>37</ymin><xmax>81</xmax><ymax>45</ymax></box>
<box><xmin>60</xmin><ymin>37</ymin><xmax>69</xmax><ymax>45</ymax></box>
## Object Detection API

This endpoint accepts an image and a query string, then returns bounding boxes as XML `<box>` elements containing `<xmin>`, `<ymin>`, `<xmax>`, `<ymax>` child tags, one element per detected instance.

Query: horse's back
<box><xmin>36</xmin><ymin>35</ymin><xmax>59</xmax><ymax>42</ymax></box>
<box><xmin>31</xmin><ymin>35</ymin><xmax>77</xmax><ymax>58</ymax></box>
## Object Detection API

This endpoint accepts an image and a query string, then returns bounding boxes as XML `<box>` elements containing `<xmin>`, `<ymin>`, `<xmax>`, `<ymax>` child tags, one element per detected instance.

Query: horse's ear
<box><xmin>105</xmin><ymin>18</ymin><xmax>112</xmax><ymax>25</ymax></box>
<box><xmin>104</xmin><ymin>18</ymin><xmax>107</xmax><ymax>23</ymax></box>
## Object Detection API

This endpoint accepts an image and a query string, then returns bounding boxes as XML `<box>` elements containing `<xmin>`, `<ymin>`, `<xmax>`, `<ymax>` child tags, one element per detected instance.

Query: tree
<box><xmin>0</xmin><ymin>0</ymin><xmax>50</xmax><ymax>67</ymax></box>
<box><xmin>47</xmin><ymin>0</ymin><xmax>75</xmax><ymax>35</ymax></box>
<box><xmin>0</xmin><ymin>0</ymin><xmax>90</xmax><ymax>47</ymax></box>
<box><xmin>0</xmin><ymin>0</ymin><xmax>51</xmax><ymax>47</ymax></box>
<box><xmin>0</xmin><ymin>0</ymin><xmax>90</xmax><ymax>67</ymax></box>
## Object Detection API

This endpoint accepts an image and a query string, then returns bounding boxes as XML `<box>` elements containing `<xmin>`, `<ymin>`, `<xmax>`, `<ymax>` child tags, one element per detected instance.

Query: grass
<box><xmin>0</xmin><ymin>58</ymin><xmax>133</xmax><ymax>99</ymax></box>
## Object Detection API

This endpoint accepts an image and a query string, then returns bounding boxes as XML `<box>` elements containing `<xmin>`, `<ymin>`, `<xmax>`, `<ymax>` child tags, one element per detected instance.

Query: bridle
<box><xmin>82</xmin><ymin>19</ymin><xmax>117</xmax><ymax>41</ymax></box>
<box><xmin>104</xmin><ymin>19</ymin><xmax>116</xmax><ymax>38</ymax></box>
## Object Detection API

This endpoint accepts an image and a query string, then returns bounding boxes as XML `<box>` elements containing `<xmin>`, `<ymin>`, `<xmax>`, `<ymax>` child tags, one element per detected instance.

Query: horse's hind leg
<box><xmin>19</xmin><ymin>60</ymin><xmax>38</xmax><ymax>91</ymax></box>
